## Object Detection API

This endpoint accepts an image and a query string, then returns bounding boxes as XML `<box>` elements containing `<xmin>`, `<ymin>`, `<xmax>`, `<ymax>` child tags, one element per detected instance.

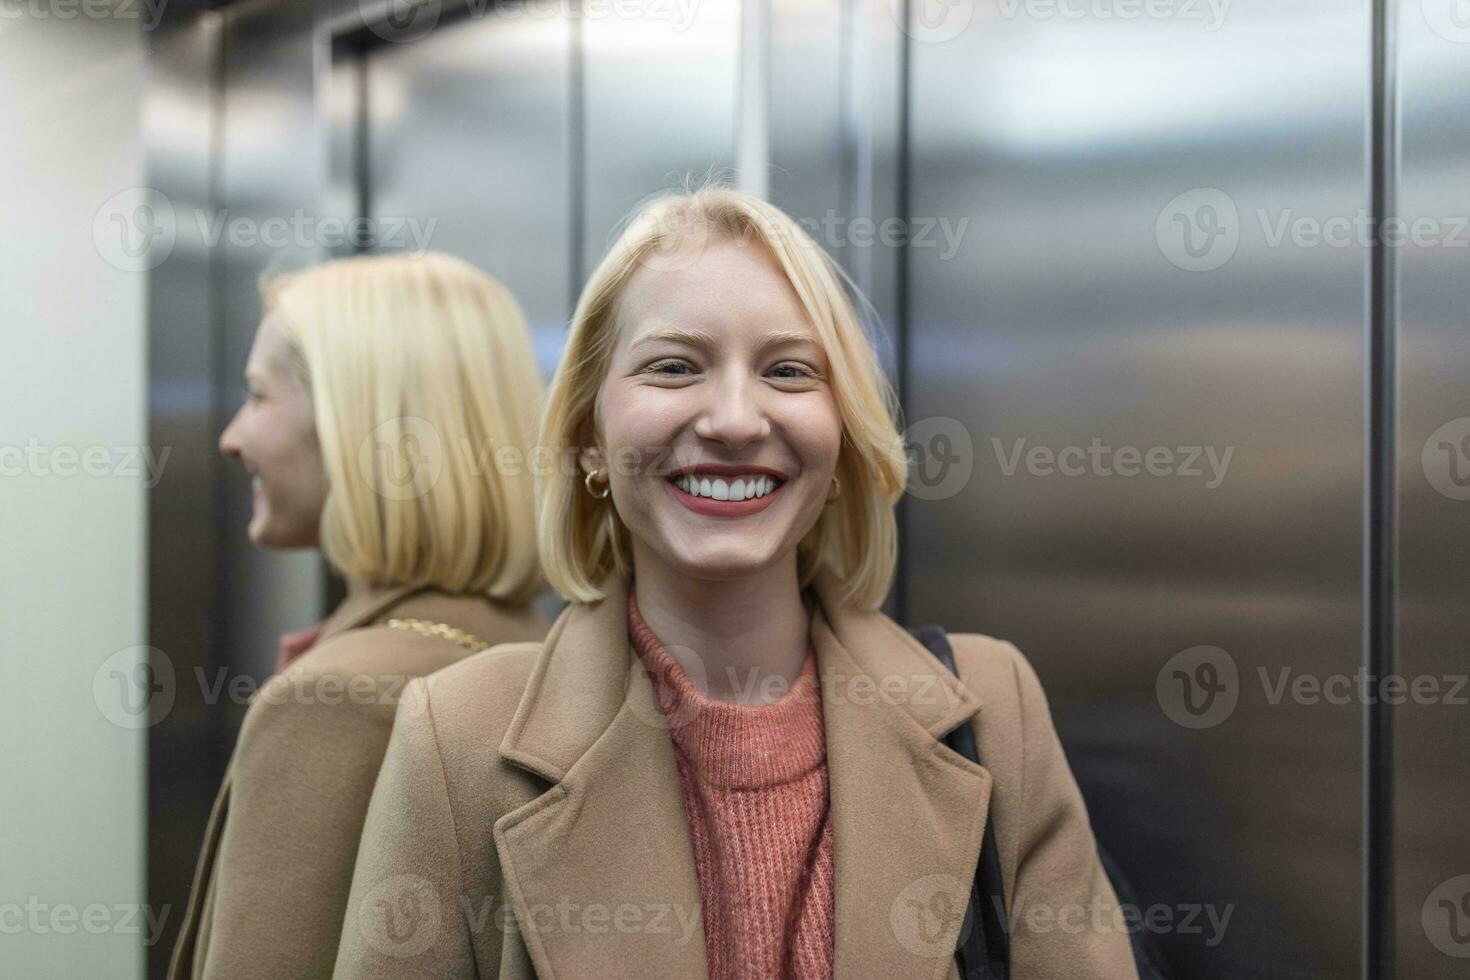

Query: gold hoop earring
<box><xmin>826</xmin><ymin>475</ymin><xmax>841</xmax><ymax>503</ymax></box>
<box><xmin>585</xmin><ymin>467</ymin><xmax>611</xmax><ymax>499</ymax></box>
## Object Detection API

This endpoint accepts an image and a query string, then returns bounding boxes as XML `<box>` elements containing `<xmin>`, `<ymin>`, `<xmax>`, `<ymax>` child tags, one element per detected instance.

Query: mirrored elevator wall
<box><xmin>146</xmin><ymin>1</ymin><xmax>1470</xmax><ymax>977</ymax></box>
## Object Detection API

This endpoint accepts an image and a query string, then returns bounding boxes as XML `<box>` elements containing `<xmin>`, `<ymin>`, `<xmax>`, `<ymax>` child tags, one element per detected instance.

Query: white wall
<box><xmin>0</xmin><ymin>10</ymin><xmax>149</xmax><ymax>980</ymax></box>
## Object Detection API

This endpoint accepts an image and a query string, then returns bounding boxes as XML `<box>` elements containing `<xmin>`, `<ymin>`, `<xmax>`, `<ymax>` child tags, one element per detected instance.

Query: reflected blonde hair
<box><xmin>538</xmin><ymin>185</ymin><xmax>908</xmax><ymax>609</ymax></box>
<box><xmin>263</xmin><ymin>252</ymin><xmax>545</xmax><ymax>605</ymax></box>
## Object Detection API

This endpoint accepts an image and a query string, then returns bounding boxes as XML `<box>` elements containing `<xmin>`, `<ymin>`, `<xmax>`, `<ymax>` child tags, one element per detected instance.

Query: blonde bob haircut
<box><xmin>537</xmin><ymin>184</ymin><xmax>909</xmax><ymax>610</ymax></box>
<box><xmin>262</xmin><ymin>251</ymin><xmax>545</xmax><ymax>606</ymax></box>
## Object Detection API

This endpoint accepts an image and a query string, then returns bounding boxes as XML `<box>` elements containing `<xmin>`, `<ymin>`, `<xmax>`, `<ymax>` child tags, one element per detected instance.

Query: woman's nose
<box><xmin>218</xmin><ymin>409</ymin><xmax>243</xmax><ymax>458</ymax></box>
<box><xmin>694</xmin><ymin>374</ymin><xmax>771</xmax><ymax>448</ymax></box>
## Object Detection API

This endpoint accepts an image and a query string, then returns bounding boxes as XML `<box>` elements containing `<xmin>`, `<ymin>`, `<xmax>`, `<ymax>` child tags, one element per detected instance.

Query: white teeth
<box><xmin>674</xmin><ymin>473</ymin><xmax>781</xmax><ymax>500</ymax></box>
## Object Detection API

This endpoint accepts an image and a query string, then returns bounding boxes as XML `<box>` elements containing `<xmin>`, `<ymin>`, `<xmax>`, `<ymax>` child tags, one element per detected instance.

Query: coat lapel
<box><xmin>493</xmin><ymin>567</ymin><xmax>990</xmax><ymax>980</ymax></box>
<box><xmin>810</xmin><ymin>571</ymin><xmax>992</xmax><ymax>980</ymax></box>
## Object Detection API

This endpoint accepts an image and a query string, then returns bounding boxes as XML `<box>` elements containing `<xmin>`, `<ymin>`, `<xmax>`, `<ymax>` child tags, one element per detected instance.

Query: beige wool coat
<box><xmin>332</xmin><ymin>567</ymin><xmax>1138</xmax><ymax>980</ymax></box>
<box><xmin>168</xmin><ymin>583</ymin><xmax>549</xmax><ymax>980</ymax></box>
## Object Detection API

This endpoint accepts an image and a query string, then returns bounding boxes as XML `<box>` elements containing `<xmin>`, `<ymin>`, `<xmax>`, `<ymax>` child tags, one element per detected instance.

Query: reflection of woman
<box><xmin>335</xmin><ymin>189</ymin><xmax>1135</xmax><ymax>979</ymax></box>
<box><xmin>168</xmin><ymin>253</ymin><xmax>550</xmax><ymax>980</ymax></box>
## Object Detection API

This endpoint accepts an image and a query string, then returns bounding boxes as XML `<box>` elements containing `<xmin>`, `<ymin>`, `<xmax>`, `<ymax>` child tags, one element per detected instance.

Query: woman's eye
<box><xmin>771</xmin><ymin>362</ymin><xmax>818</xmax><ymax>380</ymax></box>
<box><xmin>647</xmin><ymin>360</ymin><xmax>694</xmax><ymax>376</ymax></box>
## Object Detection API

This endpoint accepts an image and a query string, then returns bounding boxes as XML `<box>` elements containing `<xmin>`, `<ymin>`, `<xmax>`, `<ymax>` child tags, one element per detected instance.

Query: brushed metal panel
<box><xmin>360</xmin><ymin>4</ymin><xmax>574</xmax><ymax>376</ymax></box>
<box><xmin>145</xmin><ymin>16</ymin><xmax>222</xmax><ymax>978</ymax></box>
<box><xmin>580</xmin><ymin>0</ymin><xmax>740</xmax><ymax>275</ymax></box>
<box><xmin>905</xmin><ymin>5</ymin><xmax>1367</xmax><ymax>977</ymax></box>
<box><xmin>1394</xmin><ymin>7</ymin><xmax>1470</xmax><ymax>978</ymax></box>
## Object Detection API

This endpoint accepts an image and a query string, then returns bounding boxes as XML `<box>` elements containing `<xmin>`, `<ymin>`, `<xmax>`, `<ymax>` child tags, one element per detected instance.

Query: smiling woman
<box><xmin>333</xmin><ymin>186</ymin><xmax>1136</xmax><ymax>980</ymax></box>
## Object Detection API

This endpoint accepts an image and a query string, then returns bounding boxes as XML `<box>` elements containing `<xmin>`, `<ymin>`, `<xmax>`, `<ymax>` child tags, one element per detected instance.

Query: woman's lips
<box><xmin>665</xmin><ymin>476</ymin><xmax>784</xmax><ymax>517</ymax></box>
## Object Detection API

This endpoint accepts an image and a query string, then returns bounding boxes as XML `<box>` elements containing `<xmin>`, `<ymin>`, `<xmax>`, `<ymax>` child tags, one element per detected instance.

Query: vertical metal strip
<box><xmin>354</xmin><ymin>53</ymin><xmax>372</xmax><ymax>254</ymax></box>
<box><xmin>1365</xmin><ymin>0</ymin><xmax>1398</xmax><ymax>977</ymax></box>
<box><xmin>735</xmin><ymin>0</ymin><xmax>769</xmax><ymax>200</ymax></box>
<box><xmin>569</xmin><ymin>0</ymin><xmax>585</xmax><ymax>300</ymax></box>
<box><xmin>206</xmin><ymin>7</ymin><xmax>230</xmax><ymax>804</ymax></box>
<box><xmin>893</xmin><ymin>0</ymin><xmax>912</xmax><ymax>627</ymax></box>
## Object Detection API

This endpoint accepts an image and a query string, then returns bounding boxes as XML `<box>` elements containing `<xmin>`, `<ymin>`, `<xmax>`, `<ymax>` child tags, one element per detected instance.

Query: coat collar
<box><xmin>315</xmin><ymin>581</ymin><xmax>428</xmax><ymax>645</ymax></box>
<box><xmin>494</xmin><ymin>567</ymin><xmax>992</xmax><ymax>980</ymax></box>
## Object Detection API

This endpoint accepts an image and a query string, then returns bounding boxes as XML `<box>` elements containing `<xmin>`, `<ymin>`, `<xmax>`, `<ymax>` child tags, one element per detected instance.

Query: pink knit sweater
<box><xmin>628</xmin><ymin>588</ymin><xmax>835</xmax><ymax>980</ymax></box>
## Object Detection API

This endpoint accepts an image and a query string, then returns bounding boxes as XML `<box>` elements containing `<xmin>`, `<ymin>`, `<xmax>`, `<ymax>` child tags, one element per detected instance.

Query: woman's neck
<box><xmin>628</xmin><ymin>550</ymin><xmax>814</xmax><ymax>704</ymax></box>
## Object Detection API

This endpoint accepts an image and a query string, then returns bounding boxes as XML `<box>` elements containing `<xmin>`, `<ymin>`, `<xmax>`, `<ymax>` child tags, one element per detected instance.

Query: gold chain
<box><xmin>385</xmin><ymin>618</ymin><xmax>491</xmax><ymax>653</ymax></box>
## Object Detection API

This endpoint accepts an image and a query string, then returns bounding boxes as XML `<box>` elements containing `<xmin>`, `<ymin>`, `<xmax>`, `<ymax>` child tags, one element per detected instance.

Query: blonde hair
<box><xmin>263</xmin><ymin>252</ymin><xmax>545</xmax><ymax>605</ymax></box>
<box><xmin>537</xmin><ymin>185</ymin><xmax>908</xmax><ymax>610</ymax></box>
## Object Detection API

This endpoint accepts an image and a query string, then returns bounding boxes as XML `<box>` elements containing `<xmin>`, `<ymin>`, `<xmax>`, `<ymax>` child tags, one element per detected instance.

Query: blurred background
<box><xmin>2</xmin><ymin>0</ymin><xmax>1468</xmax><ymax>977</ymax></box>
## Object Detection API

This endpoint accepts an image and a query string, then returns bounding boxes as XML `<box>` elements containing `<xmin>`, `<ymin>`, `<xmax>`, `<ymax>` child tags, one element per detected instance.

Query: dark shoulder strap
<box><xmin>907</xmin><ymin>623</ymin><xmax>1011</xmax><ymax>980</ymax></box>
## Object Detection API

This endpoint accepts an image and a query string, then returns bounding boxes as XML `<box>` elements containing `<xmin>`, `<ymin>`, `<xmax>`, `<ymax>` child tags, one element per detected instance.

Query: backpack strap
<box><xmin>907</xmin><ymin>624</ymin><xmax>1011</xmax><ymax>979</ymax></box>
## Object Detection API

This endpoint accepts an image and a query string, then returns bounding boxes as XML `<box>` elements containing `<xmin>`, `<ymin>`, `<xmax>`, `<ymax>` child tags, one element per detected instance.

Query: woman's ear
<box><xmin>578</xmin><ymin>444</ymin><xmax>605</xmax><ymax>477</ymax></box>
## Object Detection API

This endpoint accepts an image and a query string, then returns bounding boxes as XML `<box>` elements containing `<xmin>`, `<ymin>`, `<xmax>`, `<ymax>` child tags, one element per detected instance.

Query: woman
<box><xmin>169</xmin><ymin>253</ymin><xmax>551</xmax><ymax>980</ymax></box>
<box><xmin>334</xmin><ymin>190</ymin><xmax>1136</xmax><ymax>979</ymax></box>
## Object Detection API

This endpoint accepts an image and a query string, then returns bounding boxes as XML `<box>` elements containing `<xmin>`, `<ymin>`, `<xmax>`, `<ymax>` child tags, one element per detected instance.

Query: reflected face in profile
<box><xmin>586</xmin><ymin>237</ymin><xmax>843</xmax><ymax>581</ymax></box>
<box><xmin>218</xmin><ymin>314</ymin><xmax>328</xmax><ymax>549</ymax></box>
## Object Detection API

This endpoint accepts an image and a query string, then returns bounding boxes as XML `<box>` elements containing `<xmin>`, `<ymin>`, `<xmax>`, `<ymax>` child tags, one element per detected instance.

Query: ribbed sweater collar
<box><xmin>627</xmin><ymin>586</ymin><xmax>827</xmax><ymax>790</ymax></box>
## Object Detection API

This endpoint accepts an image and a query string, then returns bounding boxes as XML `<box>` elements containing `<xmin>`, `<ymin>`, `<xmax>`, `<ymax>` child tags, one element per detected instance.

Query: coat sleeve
<box><xmin>334</xmin><ymin>676</ymin><xmax>477</xmax><ymax>979</ymax></box>
<box><xmin>188</xmin><ymin>662</ymin><xmax>399</xmax><ymax>979</ymax></box>
<box><xmin>958</xmin><ymin>636</ymin><xmax>1141</xmax><ymax>980</ymax></box>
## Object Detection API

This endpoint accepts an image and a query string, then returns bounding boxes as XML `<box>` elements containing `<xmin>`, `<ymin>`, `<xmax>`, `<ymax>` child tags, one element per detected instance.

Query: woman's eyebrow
<box><xmin>629</xmin><ymin>326</ymin><xmax>820</xmax><ymax>356</ymax></box>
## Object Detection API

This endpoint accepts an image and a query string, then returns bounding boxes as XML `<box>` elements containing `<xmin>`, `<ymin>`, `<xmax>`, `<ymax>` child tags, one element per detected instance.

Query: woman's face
<box><xmin>584</xmin><ymin>237</ymin><xmax>844</xmax><ymax>582</ymax></box>
<box><xmin>218</xmin><ymin>314</ymin><xmax>328</xmax><ymax>549</ymax></box>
